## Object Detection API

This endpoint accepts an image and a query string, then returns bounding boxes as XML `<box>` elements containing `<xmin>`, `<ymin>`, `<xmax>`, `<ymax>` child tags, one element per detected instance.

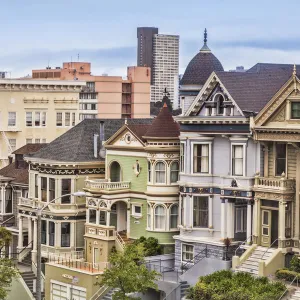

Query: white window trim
<box><xmin>154</xmin><ymin>204</ymin><xmax>166</xmax><ymax>231</ymax></box>
<box><xmin>8</xmin><ymin>112</ymin><xmax>16</xmax><ymax>127</ymax></box>
<box><xmin>181</xmin><ymin>243</ymin><xmax>194</xmax><ymax>263</ymax></box>
<box><xmin>192</xmin><ymin>195</ymin><xmax>209</xmax><ymax>229</ymax></box>
<box><xmin>25</xmin><ymin>111</ymin><xmax>47</xmax><ymax>127</ymax></box>
<box><xmin>231</xmin><ymin>143</ymin><xmax>246</xmax><ymax>177</ymax></box>
<box><xmin>147</xmin><ymin>204</ymin><xmax>152</xmax><ymax>230</ymax></box>
<box><xmin>170</xmin><ymin>161</ymin><xmax>179</xmax><ymax>185</ymax></box>
<box><xmin>147</xmin><ymin>160</ymin><xmax>153</xmax><ymax>184</ymax></box>
<box><xmin>169</xmin><ymin>204</ymin><xmax>179</xmax><ymax>231</ymax></box>
<box><xmin>273</xmin><ymin>142</ymin><xmax>288</xmax><ymax>177</ymax></box>
<box><xmin>180</xmin><ymin>141</ymin><xmax>186</xmax><ymax>174</ymax></box>
<box><xmin>191</xmin><ymin>141</ymin><xmax>212</xmax><ymax>175</ymax></box>
<box><xmin>132</xmin><ymin>204</ymin><xmax>142</xmax><ymax>218</ymax></box>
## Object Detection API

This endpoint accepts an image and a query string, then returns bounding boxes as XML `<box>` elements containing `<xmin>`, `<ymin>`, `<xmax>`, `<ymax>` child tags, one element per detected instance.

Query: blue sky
<box><xmin>2</xmin><ymin>0</ymin><xmax>300</xmax><ymax>77</ymax></box>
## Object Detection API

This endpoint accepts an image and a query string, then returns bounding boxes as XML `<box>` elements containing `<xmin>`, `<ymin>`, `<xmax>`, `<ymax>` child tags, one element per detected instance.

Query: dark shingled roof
<box><xmin>215</xmin><ymin>67</ymin><xmax>293</xmax><ymax>113</ymax></box>
<box><xmin>144</xmin><ymin>104</ymin><xmax>180</xmax><ymax>138</ymax></box>
<box><xmin>28</xmin><ymin>118</ymin><xmax>153</xmax><ymax>162</ymax></box>
<box><xmin>180</xmin><ymin>51</ymin><xmax>224</xmax><ymax>86</ymax></box>
<box><xmin>0</xmin><ymin>143</ymin><xmax>47</xmax><ymax>184</ymax></box>
<box><xmin>13</xmin><ymin>143</ymin><xmax>48</xmax><ymax>155</ymax></box>
<box><xmin>126</xmin><ymin>124</ymin><xmax>151</xmax><ymax>141</ymax></box>
<box><xmin>247</xmin><ymin>63</ymin><xmax>300</xmax><ymax>74</ymax></box>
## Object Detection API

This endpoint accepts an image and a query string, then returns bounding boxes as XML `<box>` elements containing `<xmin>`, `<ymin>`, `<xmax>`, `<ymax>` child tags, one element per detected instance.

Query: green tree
<box><xmin>98</xmin><ymin>244</ymin><xmax>159</xmax><ymax>300</ymax></box>
<box><xmin>0</xmin><ymin>227</ymin><xmax>19</xmax><ymax>299</ymax></box>
<box><xmin>133</xmin><ymin>236</ymin><xmax>162</xmax><ymax>256</ymax></box>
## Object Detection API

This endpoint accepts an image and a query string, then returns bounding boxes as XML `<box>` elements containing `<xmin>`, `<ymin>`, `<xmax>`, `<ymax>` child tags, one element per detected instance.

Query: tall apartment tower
<box><xmin>137</xmin><ymin>27</ymin><xmax>158</xmax><ymax>84</ymax></box>
<box><xmin>137</xmin><ymin>28</ymin><xmax>179</xmax><ymax>108</ymax></box>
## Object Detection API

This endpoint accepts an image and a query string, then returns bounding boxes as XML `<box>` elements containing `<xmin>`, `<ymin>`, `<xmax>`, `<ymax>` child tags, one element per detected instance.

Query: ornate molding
<box><xmin>255</xmin><ymin>132</ymin><xmax>300</xmax><ymax>142</ymax></box>
<box><xmin>31</xmin><ymin>165</ymin><xmax>105</xmax><ymax>175</ymax></box>
<box><xmin>255</xmin><ymin>191</ymin><xmax>294</xmax><ymax>201</ymax></box>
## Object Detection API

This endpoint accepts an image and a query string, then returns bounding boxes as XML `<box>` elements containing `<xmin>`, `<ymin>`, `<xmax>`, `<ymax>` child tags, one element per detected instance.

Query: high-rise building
<box><xmin>137</xmin><ymin>27</ymin><xmax>158</xmax><ymax>84</ymax></box>
<box><xmin>137</xmin><ymin>28</ymin><xmax>179</xmax><ymax>107</ymax></box>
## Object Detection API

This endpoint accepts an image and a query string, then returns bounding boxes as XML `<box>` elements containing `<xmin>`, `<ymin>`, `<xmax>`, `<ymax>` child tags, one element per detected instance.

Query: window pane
<box><xmin>155</xmin><ymin>205</ymin><xmax>165</xmax><ymax>229</ymax></box>
<box><xmin>65</xmin><ymin>112</ymin><xmax>70</xmax><ymax>126</ymax></box>
<box><xmin>49</xmin><ymin>221</ymin><xmax>55</xmax><ymax>246</ymax></box>
<box><xmin>291</xmin><ymin>102</ymin><xmax>300</xmax><ymax>119</ymax></box>
<box><xmin>276</xmin><ymin>144</ymin><xmax>286</xmax><ymax>176</ymax></box>
<box><xmin>148</xmin><ymin>161</ymin><xmax>151</xmax><ymax>182</ymax></box>
<box><xmin>232</xmin><ymin>145</ymin><xmax>244</xmax><ymax>176</ymax></box>
<box><xmin>56</xmin><ymin>112</ymin><xmax>63</xmax><ymax>126</ymax></box>
<box><xmin>171</xmin><ymin>162</ymin><xmax>179</xmax><ymax>183</ymax></box>
<box><xmin>49</xmin><ymin>178</ymin><xmax>55</xmax><ymax>201</ymax></box>
<box><xmin>193</xmin><ymin>197</ymin><xmax>208</xmax><ymax>227</ymax></box>
<box><xmin>41</xmin><ymin>220</ymin><xmax>47</xmax><ymax>244</ymax></box>
<box><xmin>89</xmin><ymin>209</ymin><xmax>96</xmax><ymax>224</ymax></box>
<box><xmin>180</xmin><ymin>143</ymin><xmax>185</xmax><ymax>172</ymax></box>
<box><xmin>61</xmin><ymin>223</ymin><xmax>70</xmax><ymax>247</ymax></box>
<box><xmin>35</xmin><ymin>112</ymin><xmax>40</xmax><ymax>126</ymax></box>
<box><xmin>193</xmin><ymin>144</ymin><xmax>209</xmax><ymax>173</ymax></box>
<box><xmin>170</xmin><ymin>205</ymin><xmax>178</xmax><ymax>229</ymax></box>
<box><xmin>8</xmin><ymin>112</ymin><xmax>16</xmax><ymax>126</ymax></box>
<box><xmin>155</xmin><ymin>162</ymin><xmax>165</xmax><ymax>183</ymax></box>
<box><xmin>61</xmin><ymin>179</ymin><xmax>71</xmax><ymax>203</ymax></box>
<box><xmin>41</xmin><ymin>177</ymin><xmax>47</xmax><ymax>201</ymax></box>
<box><xmin>26</xmin><ymin>112</ymin><xmax>32</xmax><ymax>126</ymax></box>
<box><xmin>147</xmin><ymin>205</ymin><xmax>151</xmax><ymax>228</ymax></box>
<box><xmin>42</xmin><ymin>112</ymin><xmax>46</xmax><ymax>126</ymax></box>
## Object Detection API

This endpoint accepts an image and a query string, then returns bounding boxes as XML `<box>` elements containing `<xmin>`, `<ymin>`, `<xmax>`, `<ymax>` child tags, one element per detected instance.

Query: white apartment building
<box><xmin>0</xmin><ymin>79</ymin><xmax>85</xmax><ymax>167</ymax></box>
<box><xmin>151</xmin><ymin>34</ymin><xmax>179</xmax><ymax>107</ymax></box>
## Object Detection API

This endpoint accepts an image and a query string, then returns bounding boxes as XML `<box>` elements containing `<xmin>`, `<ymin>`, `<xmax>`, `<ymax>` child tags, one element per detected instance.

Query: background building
<box><xmin>137</xmin><ymin>27</ymin><xmax>179</xmax><ymax>108</ymax></box>
<box><xmin>32</xmin><ymin>63</ymin><xmax>151</xmax><ymax>120</ymax></box>
<box><xmin>0</xmin><ymin>78</ymin><xmax>84</xmax><ymax>168</ymax></box>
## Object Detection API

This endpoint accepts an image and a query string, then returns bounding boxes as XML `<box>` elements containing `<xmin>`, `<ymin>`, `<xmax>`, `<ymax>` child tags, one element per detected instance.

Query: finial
<box><xmin>125</xmin><ymin>117</ymin><xmax>128</xmax><ymax>125</ymax></box>
<box><xmin>293</xmin><ymin>64</ymin><xmax>297</xmax><ymax>77</ymax></box>
<box><xmin>163</xmin><ymin>102</ymin><xmax>168</xmax><ymax>108</ymax></box>
<box><xmin>204</xmin><ymin>28</ymin><xmax>207</xmax><ymax>45</ymax></box>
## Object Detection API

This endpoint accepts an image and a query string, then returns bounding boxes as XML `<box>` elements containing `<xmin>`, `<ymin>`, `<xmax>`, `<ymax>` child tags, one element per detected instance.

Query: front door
<box><xmin>93</xmin><ymin>248</ymin><xmax>100</xmax><ymax>268</ymax></box>
<box><xmin>261</xmin><ymin>210</ymin><xmax>272</xmax><ymax>247</ymax></box>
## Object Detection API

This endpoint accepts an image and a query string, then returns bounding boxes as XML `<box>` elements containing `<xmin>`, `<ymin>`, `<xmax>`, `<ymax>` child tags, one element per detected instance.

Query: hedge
<box><xmin>275</xmin><ymin>269</ymin><xmax>300</xmax><ymax>282</ymax></box>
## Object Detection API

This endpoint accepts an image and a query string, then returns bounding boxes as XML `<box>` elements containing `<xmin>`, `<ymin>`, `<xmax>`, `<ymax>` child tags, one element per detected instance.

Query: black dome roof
<box><xmin>180</xmin><ymin>29</ymin><xmax>224</xmax><ymax>86</ymax></box>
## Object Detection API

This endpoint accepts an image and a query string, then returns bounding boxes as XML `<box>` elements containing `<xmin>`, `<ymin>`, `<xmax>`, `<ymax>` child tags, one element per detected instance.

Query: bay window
<box><xmin>61</xmin><ymin>223</ymin><xmax>70</xmax><ymax>247</ymax></box>
<box><xmin>193</xmin><ymin>144</ymin><xmax>209</xmax><ymax>173</ymax></box>
<box><xmin>232</xmin><ymin>145</ymin><xmax>244</xmax><ymax>176</ymax></box>
<box><xmin>193</xmin><ymin>196</ymin><xmax>208</xmax><ymax>228</ymax></box>
<box><xmin>170</xmin><ymin>161</ymin><xmax>179</xmax><ymax>183</ymax></box>
<box><xmin>154</xmin><ymin>205</ymin><xmax>166</xmax><ymax>230</ymax></box>
<box><xmin>61</xmin><ymin>179</ymin><xmax>71</xmax><ymax>203</ymax></box>
<box><xmin>170</xmin><ymin>205</ymin><xmax>178</xmax><ymax>229</ymax></box>
<box><xmin>148</xmin><ymin>161</ymin><xmax>152</xmax><ymax>182</ymax></box>
<box><xmin>275</xmin><ymin>143</ymin><xmax>286</xmax><ymax>176</ymax></box>
<box><xmin>99</xmin><ymin>210</ymin><xmax>107</xmax><ymax>225</ymax></box>
<box><xmin>155</xmin><ymin>162</ymin><xmax>166</xmax><ymax>184</ymax></box>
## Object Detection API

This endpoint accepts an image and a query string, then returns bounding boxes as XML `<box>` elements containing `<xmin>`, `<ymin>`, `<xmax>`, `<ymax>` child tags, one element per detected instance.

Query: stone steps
<box><xmin>290</xmin><ymin>290</ymin><xmax>300</xmax><ymax>300</ymax></box>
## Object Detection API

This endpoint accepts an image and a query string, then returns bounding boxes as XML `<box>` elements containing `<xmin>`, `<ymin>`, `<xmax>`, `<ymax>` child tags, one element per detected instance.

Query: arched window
<box><xmin>110</xmin><ymin>161</ymin><xmax>121</xmax><ymax>182</ymax></box>
<box><xmin>217</xmin><ymin>95</ymin><xmax>224</xmax><ymax>115</ymax></box>
<box><xmin>170</xmin><ymin>205</ymin><xmax>178</xmax><ymax>229</ymax></box>
<box><xmin>155</xmin><ymin>205</ymin><xmax>166</xmax><ymax>230</ymax></box>
<box><xmin>88</xmin><ymin>208</ymin><xmax>97</xmax><ymax>224</ymax></box>
<box><xmin>148</xmin><ymin>161</ymin><xmax>152</xmax><ymax>183</ymax></box>
<box><xmin>155</xmin><ymin>162</ymin><xmax>166</xmax><ymax>184</ymax></box>
<box><xmin>170</xmin><ymin>162</ymin><xmax>179</xmax><ymax>183</ymax></box>
<box><xmin>147</xmin><ymin>204</ymin><xmax>151</xmax><ymax>228</ymax></box>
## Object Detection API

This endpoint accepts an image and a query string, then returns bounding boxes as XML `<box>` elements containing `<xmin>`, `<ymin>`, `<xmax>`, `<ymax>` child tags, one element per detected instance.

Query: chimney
<box><xmin>93</xmin><ymin>134</ymin><xmax>99</xmax><ymax>158</ymax></box>
<box><xmin>99</xmin><ymin>121</ymin><xmax>106</xmax><ymax>159</ymax></box>
<box><xmin>8</xmin><ymin>156</ymin><xmax>13</xmax><ymax>165</ymax></box>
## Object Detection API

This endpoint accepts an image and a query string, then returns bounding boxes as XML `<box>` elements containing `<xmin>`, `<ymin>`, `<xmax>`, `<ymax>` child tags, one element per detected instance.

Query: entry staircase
<box><xmin>235</xmin><ymin>246</ymin><xmax>276</xmax><ymax>276</ymax></box>
<box><xmin>101</xmin><ymin>288</ymin><xmax>120</xmax><ymax>299</ymax></box>
<box><xmin>289</xmin><ymin>290</ymin><xmax>300</xmax><ymax>300</ymax></box>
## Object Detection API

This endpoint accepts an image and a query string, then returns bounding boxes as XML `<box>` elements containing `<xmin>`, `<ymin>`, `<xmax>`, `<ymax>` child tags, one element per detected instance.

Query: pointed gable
<box><xmin>144</xmin><ymin>103</ymin><xmax>179</xmax><ymax>139</ymax></box>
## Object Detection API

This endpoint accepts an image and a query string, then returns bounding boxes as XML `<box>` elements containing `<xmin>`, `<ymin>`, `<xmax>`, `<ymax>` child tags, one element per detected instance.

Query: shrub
<box><xmin>134</xmin><ymin>236</ymin><xmax>163</xmax><ymax>256</ymax></box>
<box><xmin>290</xmin><ymin>256</ymin><xmax>300</xmax><ymax>273</ymax></box>
<box><xmin>275</xmin><ymin>269</ymin><xmax>300</xmax><ymax>282</ymax></box>
<box><xmin>187</xmin><ymin>270</ymin><xmax>286</xmax><ymax>300</ymax></box>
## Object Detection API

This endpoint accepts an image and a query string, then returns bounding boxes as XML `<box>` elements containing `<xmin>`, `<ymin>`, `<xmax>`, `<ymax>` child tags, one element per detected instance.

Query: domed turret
<box><xmin>180</xmin><ymin>29</ymin><xmax>224</xmax><ymax>86</ymax></box>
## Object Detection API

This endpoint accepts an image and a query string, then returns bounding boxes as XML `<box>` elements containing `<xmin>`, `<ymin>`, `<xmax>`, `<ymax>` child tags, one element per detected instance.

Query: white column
<box><xmin>279</xmin><ymin>202</ymin><xmax>286</xmax><ymax>241</ymax></box>
<box><xmin>28</xmin><ymin>217</ymin><xmax>32</xmax><ymax>245</ymax></box>
<box><xmin>208</xmin><ymin>196</ymin><xmax>213</xmax><ymax>229</ymax></box>
<box><xmin>126</xmin><ymin>206</ymin><xmax>130</xmax><ymax>236</ymax></box>
<box><xmin>32</xmin><ymin>219</ymin><xmax>37</xmax><ymax>263</ymax></box>
<box><xmin>106</xmin><ymin>211</ymin><xmax>111</xmax><ymax>226</ymax></box>
<box><xmin>221</xmin><ymin>198</ymin><xmax>226</xmax><ymax>239</ymax></box>
<box><xmin>205</xmin><ymin>107</ymin><xmax>209</xmax><ymax>116</ymax></box>
<box><xmin>178</xmin><ymin>195</ymin><xmax>182</xmax><ymax>226</ymax></box>
<box><xmin>252</xmin><ymin>198</ymin><xmax>260</xmax><ymax>244</ymax></box>
<box><xmin>211</xmin><ymin>107</ymin><xmax>216</xmax><ymax>116</ymax></box>
<box><xmin>70</xmin><ymin>222</ymin><xmax>75</xmax><ymax>249</ymax></box>
<box><xmin>1</xmin><ymin>187</ymin><xmax>5</xmax><ymax>213</ymax></box>
<box><xmin>18</xmin><ymin>217</ymin><xmax>23</xmax><ymax>249</ymax></box>
<box><xmin>226</xmin><ymin>200</ymin><xmax>234</xmax><ymax>239</ymax></box>
<box><xmin>56</xmin><ymin>222</ymin><xmax>61</xmax><ymax>248</ymax></box>
<box><xmin>294</xmin><ymin>151</ymin><xmax>300</xmax><ymax>240</ymax></box>
<box><xmin>246</xmin><ymin>201</ymin><xmax>252</xmax><ymax>243</ymax></box>
<box><xmin>230</xmin><ymin>107</ymin><xmax>234</xmax><ymax>116</ymax></box>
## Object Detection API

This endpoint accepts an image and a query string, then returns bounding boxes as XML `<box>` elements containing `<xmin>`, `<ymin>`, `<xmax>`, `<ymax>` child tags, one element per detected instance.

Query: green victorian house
<box><xmin>84</xmin><ymin>103</ymin><xmax>180</xmax><ymax>259</ymax></box>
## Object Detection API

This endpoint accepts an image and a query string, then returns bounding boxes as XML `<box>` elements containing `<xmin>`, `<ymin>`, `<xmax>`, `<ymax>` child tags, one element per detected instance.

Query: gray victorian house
<box><xmin>174</xmin><ymin>63</ymin><xmax>293</xmax><ymax>274</ymax></box>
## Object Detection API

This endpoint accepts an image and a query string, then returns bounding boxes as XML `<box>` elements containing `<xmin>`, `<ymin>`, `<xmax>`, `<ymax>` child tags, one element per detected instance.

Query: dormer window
<box><xmin>215</xmin><ymin>94</ymin><xmax>225</xmax><ymax>115</ymax></box>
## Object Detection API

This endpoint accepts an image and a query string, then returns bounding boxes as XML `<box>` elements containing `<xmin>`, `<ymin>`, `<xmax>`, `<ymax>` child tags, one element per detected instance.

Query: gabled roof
<box><xmin>0</xmin><ymin>143</ymin><xmax>47</xmax><ymax>185</ymax></box>
<box><xmin>144</xmin><ymin>104</ymin><xmax>180</xmax><ymax>138</ymax></box>
<box><xmin>27</xmin><ymin>118</ymin><xmax>153</xmax><ymax>162</ymax></box>
<box><xmin>126</xmin><ymin>124</ymin><xmax>151</xmax><ymax>141</ymax></box>
<box><xmin>186</xmin><ymin>65</ymin><xmax>295</xmax><ymax>116</ymax></box>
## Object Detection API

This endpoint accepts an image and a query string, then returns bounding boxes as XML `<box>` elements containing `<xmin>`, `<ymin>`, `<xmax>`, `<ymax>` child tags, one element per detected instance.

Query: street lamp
<box><xmin>36</xmin><ymin>191</ymin><xmax>87</xmax><ymax>300</ymax></box>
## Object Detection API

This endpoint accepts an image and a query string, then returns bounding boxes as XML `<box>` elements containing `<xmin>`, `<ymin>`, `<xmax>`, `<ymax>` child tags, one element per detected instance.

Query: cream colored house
<box><xmin>0</xmin><ymin>79</ymin><xmax>85</xmax><ymax>167</ymax></box>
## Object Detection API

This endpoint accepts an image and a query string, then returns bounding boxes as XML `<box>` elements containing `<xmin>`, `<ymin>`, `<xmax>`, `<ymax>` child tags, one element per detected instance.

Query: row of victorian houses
<box><xmin>1</xmin><ymin>34</ymin><xmax>300</xmax><ymax>299</ymax></box>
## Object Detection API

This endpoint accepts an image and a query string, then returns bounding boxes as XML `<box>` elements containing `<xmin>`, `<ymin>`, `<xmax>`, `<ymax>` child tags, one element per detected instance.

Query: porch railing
<box><xmin>254</xmin><ymin>176</ymin><xmax>295</xmax><ymax>191</ymax></box>
<box><xmin>48</xmin><ymin>258</ymin><xmax>109</xmax><ymax>273</ymax></box>
<box><xmin>85</xmin><ymin>180</ymin><xmax>130</xmax><ymax>191</ymax></box>
<box><xmin>44</xmin><ymin>250</ymin><xmax>84</xmax><ymax>261</ymax></box>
